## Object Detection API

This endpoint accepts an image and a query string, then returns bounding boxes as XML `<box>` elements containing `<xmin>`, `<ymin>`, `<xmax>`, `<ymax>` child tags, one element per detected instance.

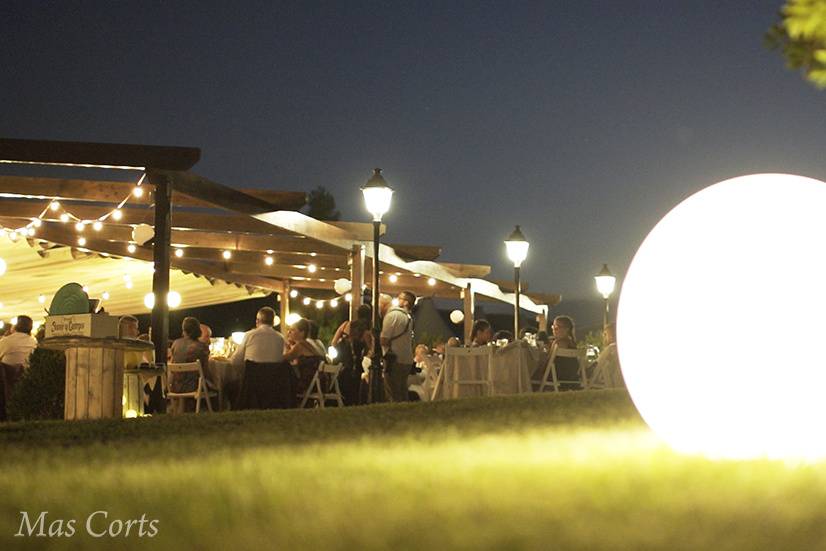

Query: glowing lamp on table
<box><xmin>618</xmin><ymin>173</ymin><xmax>826</xmax><ymax>460</ymax></box>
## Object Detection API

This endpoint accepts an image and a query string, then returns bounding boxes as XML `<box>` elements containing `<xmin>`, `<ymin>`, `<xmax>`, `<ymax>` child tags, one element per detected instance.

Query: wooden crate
<box><xmin>64</xmin><ymin>346</ymin><xmax>125</xmax><ymax>420</ymax></box>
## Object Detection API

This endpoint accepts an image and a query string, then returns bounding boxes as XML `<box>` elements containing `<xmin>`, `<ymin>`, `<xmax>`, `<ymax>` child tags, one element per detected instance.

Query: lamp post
<box><xmin>594</xmin><ymin>263</ymin><xmax>617</xmax><ymax>331</ymax></box>
<box><xmin>362</xmin><ymin>168</ymin><xmax>393</xmax><ymax>404</ymax></box>
<box><xmin>504</xmin><ymin>225</ymin><xmax>529</xmax><ymax>338</ymax></box>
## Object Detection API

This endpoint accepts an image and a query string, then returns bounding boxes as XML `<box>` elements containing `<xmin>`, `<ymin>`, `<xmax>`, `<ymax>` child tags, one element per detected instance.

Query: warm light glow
<box><xmin>505</xmin><ymin>225</ymin><xmax>530</xmax><ymax>267</ymax></box>
<box><xmin>49</xmin><ymin>201</ymin><xmax>60</xmax><ymax>211</ymax></box>
<box><xmin>264</xmin><ymin>255</ymin><xmax>274</xmax><ymax>266</ymax></box>
<box><xmin>307</xmin><ymin>264</ymin><xmax>317</xmax><ymax>273</ymax></box>
<box><xmin>144</xmin><ymin>293</ymin><xmax>155</xmax><ymax>309</ymax></box>
<box><xmin>26</xmin><ymin>227</ymin><xmax>35</xmax><ymax>237</ymax></box>
<box><xmin>92</xmin><ymin>221</ymin><xmax>103</xmax><ymax>231</ymax></box>
<box><xmin>8</xmin><ymin>231</ymin><xmax>17</xmax><ymax>242</ymax></box>
<box><xmin>32</xmin><ymin>219</ymin><xmax>42</xmax><ymax>228</ymax></box>
<box><xmin>75</xmin><ymin>222</ymin><xmax>85</xmax><ymax>232</ymax></box>
<box><xmin>125</xmin><ymin>280</ymin><xmax>133</xmax><ymax>289</ymax></box>
<box><xmin>77</xmin><ymin>237</ymin><xmax>87</xmax><ymax>246</ymax></box>
<box><xmin>111</xmin><ymin>209</ymin><xmax>123</xmax><ymax>221</ymax></box>
<box><xmin>327</xmin><ymin>346</ymin><xmax>338</xmax><ymax>360</ymax></box>
<box><xmin>618</xmin><ymin>173</ymin><xmax>826</xmax><ymax>460</ymax></box>
<box><xmin>174</xmin><ymin>248</ymin><xmax>184</xmax><ymax>258</ymax></box>
<box><xmin>167</xmin><ymin>291</ymin><xmax>182</xmax><ymax>308</ymax></box>
<box><xmin>389</xmin><ymin>274</ymin><xmax>398</xmax><ymax>283</ymax></box>
<box><xmin>344</xmin><ymin>293</ymin><xmax>352</xmax><ymax>302</ymax></box>
<box><xmin>273</xmin><ymin>315</ymin><xmax>281</xmax><ymax>327</ymax></box>
<box><xmin>231</xmin><ymin>331</ymin><xmax>245</xmax><ymax>345</ymax></box>
<box><xmin>594</xmin><ymin>264</ymin><xmax>617</xmax><ymax>299</ymax></box>
<box><xmin>81</xmin><ymin>286</ymin><xmax>89</xmax><ymax>294</ymax></box>
<box><xmin>222</xmin><ymin>250</ymin><xmax>232</xmax><ymax>260</ymax></box>
<box><xmin>127</xmin><ymin>244</ymin><xmax>137</xmax><ymax>254</ymax></box>
<box><xmin>286</xmin><ymin>313</ymin><xmax>301</xmax><ymax>326</ymax></box>
<box><xmin>102</xmin><ymin>291</ymin><xmax>110</xmax><ymax>300</ymax></box>
<box><xmin>0</xmin><ymin>321</ymin><xmax>5</xmax><ymax>329</ymax></box>
<box><xmin>133</xmin><ymin>186</ymin><xmax>144</xmax><ymax>198</ymax></box>
<box><xmin>427</xmin><ymin>277</ymin><xmax>436</xmax><ymax>286</ymax></box>
<box><xmin>10</xmin><ymin>317</ymin><xmax>17</xmax><ymax>325</ymax></box>
<box><xmin>302</xmin><ymin>297</ymin><xmax>311</xmax><ymax>305</ymax></box>
<box><xmin>330</xmin><ymin>299</ymin><xmax>339</xmax><ymax>308</ymax></box>
<box><xmin>289</xmin><ymin>289</ymin><xmax>298</xmax><ymax>298</ymax></box>
<box><xmin>38</xmin><ymin>294</ymin><xmax>45</xmax><ymax>304</ymax></box>
<box><xmin>315</xmin><ymin>300</ymin><xmax>324</xmax><ymax>309</ymax></box>
<box><xmin>362</xmin><ymin>176</ymin><xmax>394</xmax><ymax>222</ymax></box>
<box><xmin>391</xmin><ymin>298</ymin><xmax>399</xmax><ymax>307</ymax></box>
<box><xmin>125</xmin><ymin>409</ymin><xmax>138</xmax><ymax>419</ymax></box>
<box><xmin>449</xmin><ymin>310</ymin><xmax>464</xmax><ymax>324</ymax></box>
<box><xmin>59</xmin><ymin>213</ymin><xmax>70</xmax><ymax>223</ymax></box>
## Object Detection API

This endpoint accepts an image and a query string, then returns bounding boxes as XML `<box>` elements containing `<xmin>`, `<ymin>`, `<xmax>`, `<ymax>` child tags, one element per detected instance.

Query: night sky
<box><xmin>3</xmin><ymin>1</ymin><xmax>826</xmax><ymax>305</ymax></box>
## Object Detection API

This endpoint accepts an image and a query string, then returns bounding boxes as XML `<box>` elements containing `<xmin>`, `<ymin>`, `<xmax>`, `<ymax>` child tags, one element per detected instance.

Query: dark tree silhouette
<box><xmin>304</xmin><ymin>186</ymin><xmax>341</xmax><ymax>221</ymax></box>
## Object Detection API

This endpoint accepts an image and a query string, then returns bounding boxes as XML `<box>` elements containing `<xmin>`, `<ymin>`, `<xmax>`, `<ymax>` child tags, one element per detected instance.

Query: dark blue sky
<box><xmin>3</xmin><ymin>1</ymin><xmax>824</xmax><ymax>301</ymax></box>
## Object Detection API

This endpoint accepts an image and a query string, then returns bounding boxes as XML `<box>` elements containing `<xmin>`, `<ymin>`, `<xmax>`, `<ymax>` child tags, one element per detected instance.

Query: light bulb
<box><xmin>427</xmin><ymin>277</ymin><xmax>436</xmax><ymax>286</ymax></box>
<box><xmin>127</xmin><ymin>244</ymin><xmax>137</xmax><ymax>254</ymax></box>
<box><xmin>32</xmin><ymin>219</ymin><xmax>42</xmax><ymax>228</ymax></box>
<box><xmin>389</xmin><ymin>274</ymin><xmax>398</xmax><ymax>283</ymax></box>
<box><xmin>49</xmin><ymin>201</ymin><xmax>60</xmax><ymax>211</ymax></box>
<box><xmin>92</xmin><ymin>221</ymin><xmax>103</xmax><ymax>231</ymax></box>
<box><xmin>38</xmin><ymin>294</ymin><xmax>45</xmax><ymax>304</ymax></box>
<box><xmin>102</xmin><ymin>291</ymin><xmax>110</xmax><ymax>300</ymax></box>
<box><xmin>222</xmin><ymin>250</ymin><xmax>232</xmax><ymax>260</ymax></box>
<box><xmin>290</xmin><ymin>290</ymin><xmax>298</xmax><ymax>298</ymax></box>
<box><xmin>303</xmin><ymin>297</ymin><xmax>311</xmax><ymax>305</ymax></box>
<box><xmin>77</xmin><ymin>237</ymin><xmax>87</xmax><ymax>246</ymax></box>
<box><xmin>75</xmin><ymin>222</ymin><xmax>85</xmax><ymax>232</ymax></box>
<box><xmin>330</xmin><ymin>299</ymin><xmax>339</xmax><ymax>308</ymax></box>
<box><xmin>59</xmin><ymin>213</ymin><xmax>70</xmax><ymax>223</ymax></box>
<box><xmin>264</xmin><ymin>256</ymin><xmax>274</xmax><ymax>266</ymax></box>
<box><xmin>307</xmin><ymin>264</ymin><xmax>317</xmax><ymax>273</ymax></box>
<box><xmin>174</xmin><ymin>248</ymin><xmax>184</xmax><ymax>258</ymax></box>
<box><xmin>111</xmin><ymin>209</ymin><xmax>123</xmax><ymax>221</ymax></box>
<box><xmin>345</xmin><ymin>293</ymin><xmax>352</xmax><ymax>302</ymax></box>
<box><xmin>133</xmin><ymin>186</ymin><xmax>144</xmax><ymax>198</ymax></box>
<box><xmin>316</xmin><ymin>300</ymin><xmax>324</xmax><ymax>309</ymax></box>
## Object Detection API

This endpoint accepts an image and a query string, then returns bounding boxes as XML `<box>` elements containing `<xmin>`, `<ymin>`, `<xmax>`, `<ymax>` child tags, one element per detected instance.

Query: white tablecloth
<box><xmin>205</xmin><ymin>358</ymin><xmax>243</xmax><ymax>409</ymax></box>
<box><xmin>432</xmin><ymin>341</ymin><xmax>538</xmax><ymax>400</ymax></box>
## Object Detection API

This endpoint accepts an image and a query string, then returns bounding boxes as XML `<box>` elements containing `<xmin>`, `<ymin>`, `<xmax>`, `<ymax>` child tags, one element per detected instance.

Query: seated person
<box><xmin>493</xmin><ymin>330</ymin><xmax>513</xmax><ymax>344</ymax></box>
<box><xmin>199</xmin><ymin>323</ymin><xmax>212</xmax><ymax>345</ymax></box>
<box><xmin>231</xmin><ymin>307</ymin><xmax>285</xmax><ymax>367</ymax></box>
<box><xmin>413</xmin><ymin>343</ymin><xmax>429</xmax><ymax>373</ymax></box>
<box><xmin>306</xmin><ymin>320</ymin><xmax>327</xmax><ymax>358</ymax></box>
<box><xmin>547</xmin><ymin>315</ymin><xmax>581</xmax><ymax>389</ymax></box>
<box><xmin>169</xmin><ymin>316</ymin><xmax>210</xmax><ymax>394</ymax></box>
<box><xmin>0</xmin><ymin>316</ymin><xmax>37</xmax><ymax>418</ymax></box>
<box><xmin>284</xmin><ymin>318</ymin><xmax>324</xmax><ymax>400</ymax></box>
<box><xmin>470</xmin><ymin>319</ymin><xmax>493</xmax><ymax>347</ymax></box>
<box><xmin>446</xmin><ymin>336</ymin><xmax>461</xmax><ymax>348</ymax></box>
<box><xmin>595</xmin><ymin>323</ymin><xmax>624</xmax><ymax>388</ymax></box>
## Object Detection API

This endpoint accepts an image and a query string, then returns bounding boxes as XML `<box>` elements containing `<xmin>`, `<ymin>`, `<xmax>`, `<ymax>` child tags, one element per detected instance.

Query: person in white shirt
<box><xmin>231</xmin><ymin>307</ymin><xmax>285</xmax><ymax>368</ymax></box>
<box><xmin>0</xmin><ymin>316</ymin><xmax>38</xmax><ymax>420</ymax></box>
<box><xmin>595</xmin><ymin>322</ymin><xmax>624</xmax><ymax>388</ymax></box>
<box><xmin>380</xmin><ymin>291</ymin><xmax>415</xmax><ymax>402</ymax></box>
<box><xmin>0</xmin><ymin>316</ymin><xmax>37</xmax><ymax>367</ymax></box>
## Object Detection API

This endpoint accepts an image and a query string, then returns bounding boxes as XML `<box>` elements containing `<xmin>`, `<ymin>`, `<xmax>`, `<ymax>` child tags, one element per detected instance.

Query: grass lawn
<box><xmin>2</xmin><ymin>390</ymin><xmax>826</xmax><ymax>550</ymax></box>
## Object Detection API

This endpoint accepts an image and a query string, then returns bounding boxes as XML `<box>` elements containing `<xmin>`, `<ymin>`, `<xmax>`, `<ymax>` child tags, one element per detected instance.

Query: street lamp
<box><xmin>505</xmin><ymin>225</ymin><xmax>529</xmax><ymax>338</ymax></box>
<box><xmin>594</xmin><ymin>263</ymin><xmax>617</xmax><ymax>331</ymax></box>
<box><xmin>362</xmin><ymin>168</ymin><xmax>393</xmax><ymax>403</ymax></box>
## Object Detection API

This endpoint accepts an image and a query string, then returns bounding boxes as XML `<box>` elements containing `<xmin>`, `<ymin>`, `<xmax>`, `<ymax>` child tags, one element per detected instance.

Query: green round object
<box><xmin>48</xmin><ymin>283</ymin><xmax>89</xmax><ymax>315</ymax></box>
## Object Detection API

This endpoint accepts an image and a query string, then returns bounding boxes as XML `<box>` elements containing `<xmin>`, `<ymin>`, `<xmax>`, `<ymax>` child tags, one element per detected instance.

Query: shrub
<box><xmin>7</xmin><ymin>348</ymin><xmax>65</xmax><ymax>421</ymax></box>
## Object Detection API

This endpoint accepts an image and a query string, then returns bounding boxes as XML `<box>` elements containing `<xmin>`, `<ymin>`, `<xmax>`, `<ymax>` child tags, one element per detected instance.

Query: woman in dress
<box><xmin>169</xmin><ymin>316</ymin><xmax>210</xmax><ymax>400</ymax></box>
<box><xmin>331</xmin><ymin>304</ymin><xmax>373</xmax><ymax>405</ymax></box>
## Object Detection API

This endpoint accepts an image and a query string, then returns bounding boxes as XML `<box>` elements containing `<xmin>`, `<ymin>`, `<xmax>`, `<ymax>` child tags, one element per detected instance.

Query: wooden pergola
<box><xmin>0</xmin><ymin>138</ymin><xmax>560</xmax><ymax>361</ymax></box>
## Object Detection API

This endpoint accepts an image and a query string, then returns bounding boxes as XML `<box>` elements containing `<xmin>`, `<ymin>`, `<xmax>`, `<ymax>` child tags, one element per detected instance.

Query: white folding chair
<box><xmin>532</xmin><ymin>347</ymin><xmax>588</xmax><ymax>392</ymax></box>
<box><xmin>300</xmin><ymin>362</ymin><xmax>345</xmax><ymax>408</ymax></box>
<box><xmin>431</xmin><ymin>346</ymin><xmax>493</xmax><ymax>400</ymax></box>
<box><xmin>166</xmin><ymin>361</ymin><xmax>218</xmax><ymax>413</ymax></box>
<box><xmin>409</xmin><ymin>355</ymin><xmax>442</xmax><ymax>402</ymax></box>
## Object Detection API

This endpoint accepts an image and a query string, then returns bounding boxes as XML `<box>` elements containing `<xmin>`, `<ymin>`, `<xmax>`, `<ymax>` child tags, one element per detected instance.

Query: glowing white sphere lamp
<box><xmin>618</xmin><ymin>173</ymin><xmax>826</xmax><ymax>460</ymax></box>
<box><xmin>334</xmin><ymin>278</ymin><xmax>352</xmax><ymax>295</ymax></box>
<box><xmin>286</xmin><ymin>313</ymin><xmax>301</xmax><ymax>326</ymax></box>
<box><xmin>167</xmin><ymin>291</ymin><xmax>181</xmax><ymax>308</ymax></box>
<box><xmin>449</xmin><ymin>310</ymin><xmax>464</xmax><ymax>324</ymax></box>
<box><xmin>143</xmin><ymin>293</ymin><xmax>155</xmax><ymax>309</ymax></box>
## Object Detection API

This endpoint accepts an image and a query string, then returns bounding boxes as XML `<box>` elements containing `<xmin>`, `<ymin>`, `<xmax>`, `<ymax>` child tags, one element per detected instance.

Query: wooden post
<box><xmin>463</xmin><ymin>283</ymin><xmax>474</xmax><ymax>344</ymax></box>
<box><xmin>349</xmin><ymin>244</ymin><xmax>364</xmax><ymax>321</ymax></box>
<box><xmin>538</xmin><ymin>307</ymin><xmax>548</xmax><ymax>333</ymax></box>
<box><xmin>148</xmin><ymin>171</ymin><xmax>171</xmax><ymax>365</ymax></box>
<box><xmin>280</xmin><ymin>280</ymin><xmax>291</xmax><ymax>332</ymax></box>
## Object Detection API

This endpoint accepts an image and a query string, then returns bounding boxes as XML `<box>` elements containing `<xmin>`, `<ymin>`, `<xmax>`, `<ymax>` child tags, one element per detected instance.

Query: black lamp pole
<box><xmin>369</xmin><ymin>218</ymin><xmax>383</xmax><ymax>403</ymax></box>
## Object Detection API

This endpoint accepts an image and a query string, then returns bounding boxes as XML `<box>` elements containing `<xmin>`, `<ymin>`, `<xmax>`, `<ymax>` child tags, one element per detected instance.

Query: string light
<box><xmin>345</xmin><ymin>293</ymin><xmax>352</xmax><ymax>302</ymax></box>
<box><xmin>315</xmin><ymin>300</ymin><xmax>324</xmax><ymax>309</ymax></box>
<box><xmin>32</xmin><ymin>219</ymin><xmax>42</xmax><ymax>228</ymax></box>
<box><xmin>127</xmin><ymin>244</ymin><xmax>137</xmax><ymax>254</ymax></box>
<box><xmin>77</xmin><ymin>237</ymin><xmax>87</xmax><ymax>246</ymax></box>
<box><xmin>111</xmin><ymin>209</ymin><xmax>123</xmax><ymax>221</ymax></box>
<box><xmin>49</xmin><ymin>201</ymin><xmax>60</xmax><ymax>211</ymax></box>
<box><xmin>38</xmin><ymin>294</ymin><xmax>46</xmax><ymax>304</ymax></box>
<box><xmin>92</xmin><ymin>221</ymin><xmax>103</xmax><ymax>231</ymax></box>
<box><xmin>290</xmin><ymin>290</ymin><xmax>298</xmax><ymax>298</ymax></box>
<box><xmin>26</xmin><ymin>227</ymin><xmax>36</xmax><ymax>236</ymax></box>
<box><xmin>303</xmin><ymin>297</ymin><xmax>311</xmax><ymax>305</ymax></box>
<box><xmin>330</xmin><ymin>299</ymin><xmax>339</xmax><ymax>308</ymax></box>
<box><xmin>307</xmin><ymin>264</ymin><xmax>317</xmax><ymax>273</ymax></box>
<box><xmin>102</xmin><ymin>291</ymin><xmax>110</xmax><ymax>300</ymax></box>
<box><xmin>389</xmin><ymin>274</ymin><xmax>398</xmax><ymax>283</ymax></box>
<box><xmin>133</xmin><ymin>186</ymin><xmax>144</xmax><ymax>198</ymax></box>
<box><xmin>75</xmin><ymin>221</ymin><xmax>85</xmax><ymax>232</ymax></box>
<box><xmin>174</xmin><ymin>248</ymin><xmax>184</xmax><ymax>258</ymax></box>
<box><xmin>264</xmin><ymin>255</ymin><xmax>274</xmax><ymax>266</ymax></box>
<box><xmin>59</xmin><ymin>213</ymin><xmax>70</xmax><ymax>223</ymax></box>
<box><xmin>222</xmin><ymin>250</ymin><xmax>232</xmax><ymax>260</ymax></box>
<box><xmin>428</xmin><ymin>277</ymin><xmax>437</xmax><ymax>286</ymax></box>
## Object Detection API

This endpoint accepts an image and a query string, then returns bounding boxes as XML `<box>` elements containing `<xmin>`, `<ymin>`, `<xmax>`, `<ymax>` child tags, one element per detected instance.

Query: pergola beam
<box><xmin>0</xmin><ymin>137</ymin><xmax>200</xmax><ymax>170</ymax></box>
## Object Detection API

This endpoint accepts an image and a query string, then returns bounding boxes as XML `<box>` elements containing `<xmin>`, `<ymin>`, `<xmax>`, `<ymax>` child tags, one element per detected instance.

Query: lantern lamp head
<box><xmin>594</xmin><ymin>264</ymin><xmax>617</xmax><ymax>299</ymax></box>
<box><xmin>505</xmin><ymin>225</ymin><xmax>529</xmax><ymax>267</ymax></box>
<box><xmin>361</xmin><ymin>168</ymin><xmax>394</xmax><ymax>222</ymax></box>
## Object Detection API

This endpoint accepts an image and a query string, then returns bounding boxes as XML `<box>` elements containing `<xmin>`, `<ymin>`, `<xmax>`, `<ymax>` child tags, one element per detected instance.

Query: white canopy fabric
<box><xmin>0</xmin><ymin>238</ymin><xmax>266</xmax><ymax>327</ymax></box>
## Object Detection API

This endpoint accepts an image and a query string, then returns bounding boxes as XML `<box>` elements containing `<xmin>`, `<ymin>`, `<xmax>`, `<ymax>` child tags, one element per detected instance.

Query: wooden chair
<box><xmin>166</xmin><ymin>361</ymin><xmax>218</xmax><ymax>413</ymax></box>
<box><xmin>431</xmin><ymin>346</ymin><xmax>493</xmax><ymax>400</ymax></box>
<box><xmin>299</xmin><ymin>362</ymin><xmax>345</xmax><ymax>408</ymax></box>
<box><xmin>533</xmin><ymin>347</ymin><xmax>588</xmax><ymax>392</ymax></box>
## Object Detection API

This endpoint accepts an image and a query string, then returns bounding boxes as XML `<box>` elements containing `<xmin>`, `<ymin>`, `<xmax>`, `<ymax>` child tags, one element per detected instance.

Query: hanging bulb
<box><xmin>32</xmin><ymin>219</ymin><xmax>42</xmax><ymax>228</ymax></box>
<box><xmin>303</xmin><ymin>297</ymin><xmax>311</xmax><ymax>305</ymax></box>
<box><xmin>289</xmin><ymin>289</ymin><xmax>298</xmax><ymax>298</ymax></box>
<box><xmin>264</xmin><ymin>255</ymin><xmax>274</xmax><ymax>266</ymax></box>
<box><xmin>174</xmin><ymin>248</ymin><xmax>184</xmax><ymax>258</ymax></box>
<box><xmin>92</xmin><ymin>221</ymin><xmax>103</xmax><ymax>231</ymax></box>
<box><xmin>111</xmin><ymin>209</ymin><xmax>123</xmax><ymax>221</ymax></box>
<box><xmin>75</xmin><ymin>221</ymin><xmax>85</xmax><ymax>232</ymax></box>
<box><xmin>49</xmin><ymin>201</ymin><xmax>61</xmax><ymax>211</ymax></box>
<box><xmin>222</xmin><ymin>250</ymin><xmax>232</xmax><ymax>260</ymax></box>
<box><xmin>77</xmin><ymin>237</ymin><xmax>87</xmax><ymax>246</ymax></box>
<box><xmin>59</xmin><ymin>213</ymin><xmax>70</xmax><ymax>223</ymax></box>
<box><xmin>133</xmin><ymin>186</ymin><xmax>144</xmax><ymax>198</ymax></box>
<box><xmin>127</xmin><ymin>244</ymin><xmax>137</xmax><ymax>254</ymax></box>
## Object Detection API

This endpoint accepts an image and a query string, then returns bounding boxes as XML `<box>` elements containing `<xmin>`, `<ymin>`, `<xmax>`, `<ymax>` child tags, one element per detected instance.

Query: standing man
<box><xmin>380</xmin><ymin>291</ymin><xmax>415</xmax><ymax>402</ymax></box>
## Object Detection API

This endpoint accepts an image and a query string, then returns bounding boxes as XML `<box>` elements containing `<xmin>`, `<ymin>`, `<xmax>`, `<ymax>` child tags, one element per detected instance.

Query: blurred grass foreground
<box><xmin>2</xmin><ymin>390</ymin><xmax>826</xmax><ymax>550</ymax></box>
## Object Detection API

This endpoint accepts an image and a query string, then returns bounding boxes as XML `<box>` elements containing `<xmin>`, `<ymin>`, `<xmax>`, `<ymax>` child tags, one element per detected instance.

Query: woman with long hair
<box><xmin>284</xmin><ymin>318</ymin><xmax>325</xmax><ymax>405</ymax></box>
<box><xmin>549</xmin><ymin>315</ymin><xmax>580</xmax><ymax>389</ymax></box>
<box><xmin>331</xmin><ymin>304</ymin><xmax>373</xmax><ymax>405</ymax></box>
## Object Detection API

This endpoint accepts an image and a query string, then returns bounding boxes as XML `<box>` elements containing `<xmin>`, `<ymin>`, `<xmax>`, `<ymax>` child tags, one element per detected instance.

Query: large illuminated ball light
<box><xmin>618</xmin><ymin>173</ymin><xmax>826</xmax><ymax>460</ymax></box>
